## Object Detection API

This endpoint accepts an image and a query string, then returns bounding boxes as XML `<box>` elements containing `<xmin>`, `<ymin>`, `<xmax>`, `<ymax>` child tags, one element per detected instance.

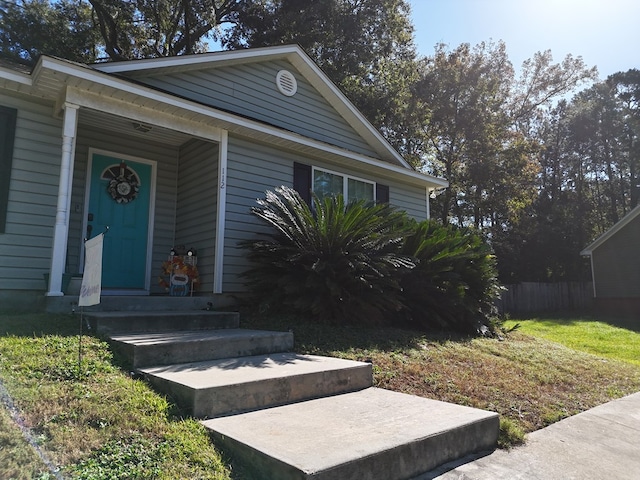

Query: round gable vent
<box><xmin>276</xmin><ymin>70</ymin><xmax>297</xmax><ymax>96</ymax></box>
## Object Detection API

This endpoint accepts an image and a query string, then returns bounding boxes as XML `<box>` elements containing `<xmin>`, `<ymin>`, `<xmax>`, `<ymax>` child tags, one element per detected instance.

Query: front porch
<box><xmin>46</xmin><ymin>98</ymin><xmax>228</xmax><ymax>299</ymax></box>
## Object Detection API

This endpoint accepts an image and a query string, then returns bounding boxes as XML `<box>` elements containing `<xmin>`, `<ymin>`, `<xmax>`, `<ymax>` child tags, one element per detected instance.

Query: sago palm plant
<box><xmin>400</xmin><ymin>220</ymin><xmax>503</xmax><ymax>333</ymax></box>
<box><xmin>240</xmin><ymin>186</ymin><xmax>414</xmax><ymax>324</ymax></box>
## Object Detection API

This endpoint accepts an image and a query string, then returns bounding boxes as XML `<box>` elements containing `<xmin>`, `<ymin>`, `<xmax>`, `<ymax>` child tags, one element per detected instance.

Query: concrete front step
<box><xmin>46</xmin><ymin>295</ymin><xmax>221</xmax><ymax>313</ymax></box>
<box><xmin>203</xmin><ymin>387</ymin><xmax>500</xmax><ymax>480</ymax></box>
<box><xmin>139</xmin><ymin>353</ymin><xmax>373</xmax><ymax>418</ymax></box>
<box><xmin>111</xmin><ymin>329</ymin><xmax>294</xmax><ymax>368</ymax></box>
<box><xmin>86</xmin><ymin>310</ymin><xmax>240</xmax><ymax>335</ymax></box>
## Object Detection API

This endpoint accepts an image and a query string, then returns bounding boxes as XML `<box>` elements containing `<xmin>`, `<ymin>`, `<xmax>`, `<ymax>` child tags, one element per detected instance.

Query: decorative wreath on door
<box><xmin>106</xmin><ymin>162</ymin><xmax>140</xmax><ymax>203</ymax></box>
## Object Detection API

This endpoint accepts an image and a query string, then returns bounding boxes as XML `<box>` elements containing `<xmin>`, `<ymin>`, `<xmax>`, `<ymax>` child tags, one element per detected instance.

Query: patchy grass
<box><xmin>242</xmin><ymin>312</ymin><xmax>640</xmax><ymax>448</ymax></box>
<box><xmin>0</xmin><ymin>404</ymin><xmax>51</xmax><ymax>480</ymax></box>
<box><xmin>0</xmin><ymin>312</ymin><xmax>232</xmax><ymax>479</ymax></box>
<box><xmin>504</xmin><ymin>316</ymin><xmax>640</xmax><ymax>366</ymax></box>
<box><xmin>1</xmin><ymin>310</ymin><xmax>640</xmax><ymax>477</ymax></box>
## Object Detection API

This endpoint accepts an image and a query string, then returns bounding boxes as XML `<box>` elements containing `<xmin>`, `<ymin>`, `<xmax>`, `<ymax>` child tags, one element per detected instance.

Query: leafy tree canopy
<box><xmin>3</xmin><ymin>0</ymin><xmax>637</xmax><ymax>287</ymax></box>
<box><xmin>221</xmin><ymin>0</ymin><xmax>417</xmax><ymax>134</ymax></box>
<box><xmin>0</xmin><ymin>0</ymin><xmax>100</xmax><ymax>64</ymax></box>
<box><xmin>0</xmin><ymin>0</ymin><xmax>241</xmax><ymax>63</ymax></box>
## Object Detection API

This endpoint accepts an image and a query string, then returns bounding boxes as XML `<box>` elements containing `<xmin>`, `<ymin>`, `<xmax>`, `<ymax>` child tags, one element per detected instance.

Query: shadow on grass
<box><xmin>0</xmin><ymin>309</ymin><xmax>475</xmax><ymax>366</ymax></box>
<box><xmin>0</xmin><ymin>311</ymin><xmax>137</xmax><ymax>375</ymax></box>
<box><xmin>239</xmin><ymin>309</ymin><xmax>473</xmax><ymax>355</ymax></box>
<box><xmin>0</xmin><ymin>312</ymin><xmax>82</xmax><ymax>337</ymax></box>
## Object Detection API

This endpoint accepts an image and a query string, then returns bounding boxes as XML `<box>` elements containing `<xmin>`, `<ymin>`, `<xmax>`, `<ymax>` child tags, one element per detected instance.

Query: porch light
<box><xmin>429</xmin><ymin>187</ymin><xmax>446</xmax><ymax>199</ymax></box>
<box><xmin>132</xmin><ymin>122</ymin><xmax>152</xmax><ymax>133</ymax></box>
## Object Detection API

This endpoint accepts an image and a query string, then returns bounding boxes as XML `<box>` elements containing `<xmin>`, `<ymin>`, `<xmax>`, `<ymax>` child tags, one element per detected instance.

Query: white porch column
<box><xmin>213</xmin><ymin>130</ymin><xmax>228</xmax><ymax>294</ymax></box>
<box><xmin>426</xmin><ymin>188</ymin><xmax>431</xmax><ymax>220</ymax></box>
<box><xmin>47</xmin><ymin>103</ymin><xmax>79</xmax><ymax>296</ymax></box>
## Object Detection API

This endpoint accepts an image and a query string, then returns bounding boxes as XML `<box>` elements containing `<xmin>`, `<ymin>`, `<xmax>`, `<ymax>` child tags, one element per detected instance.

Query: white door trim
<box><xmin>82</xmin><ymin>148</ymin><xmax>157</xmax><ymax>293</ymax></box>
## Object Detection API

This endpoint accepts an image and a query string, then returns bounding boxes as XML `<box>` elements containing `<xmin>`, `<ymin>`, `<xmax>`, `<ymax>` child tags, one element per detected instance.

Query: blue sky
<box><xmin>408</xmin><ymin>0</ymin><xmax>640</xmax><ymax>80</ymax></box>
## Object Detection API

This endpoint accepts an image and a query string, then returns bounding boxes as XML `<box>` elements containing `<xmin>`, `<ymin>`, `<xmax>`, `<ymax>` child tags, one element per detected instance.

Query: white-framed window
<box><xmin>312</xmin><ymin>167</ymin><xmax>375</xmax><ymax>203</ymax></box>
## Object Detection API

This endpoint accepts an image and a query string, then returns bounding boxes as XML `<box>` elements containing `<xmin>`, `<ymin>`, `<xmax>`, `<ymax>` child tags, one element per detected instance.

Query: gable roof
<box><xmin>580</xmin><ymin>204</ymin><xmax>640</xmax><ymax>256</ymax></box>
<box><xmin>0</xmin><ymin>47</ymin><xmax>448</xmax><ymax>190</ymax></box>
<box><xmin>92</xmin><ymin>45</ymin><xmax>410</xmax><ymax>169</ymax></box>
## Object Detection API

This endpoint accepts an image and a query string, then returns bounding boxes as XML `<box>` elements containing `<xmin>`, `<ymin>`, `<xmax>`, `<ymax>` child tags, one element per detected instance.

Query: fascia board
<box><xmin>38</xmin><ymin>55</ymin><xmax>446</xmax><ymax>189</ymax></box>
<box><xmin>580</xmin><ymin>204</ymin><xmax>640</xmax><ymax>256</ymax></box>
<box><xmin>92</xmin><ymin>45</ymin><xmax>299</xmax><ymax>74</ymax></box>
<box><xmin>93</xmin><ymin>45</ymin><xmax>412</xmax><ymax>168</ymax></box>
<box><xmin>0</xmin><ymin>66</ymin><xmax>32</xmax><ymax>86</ymax></box>
<box><xmin>285</xmin><ymin>49</ymin><xmax>413</xmax><ymax>169</ymax></box>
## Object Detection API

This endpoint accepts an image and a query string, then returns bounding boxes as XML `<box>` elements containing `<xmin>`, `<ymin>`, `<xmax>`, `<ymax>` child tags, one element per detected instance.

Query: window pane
<box><xmin>314</xmin><ymin>170</ymin><xmax>343</xmax><ymax>200</ymax></box>
<box><xmin>348</xmin><ymin>178</ymin><xmax>374</xmax><ymax>203</ymax></box>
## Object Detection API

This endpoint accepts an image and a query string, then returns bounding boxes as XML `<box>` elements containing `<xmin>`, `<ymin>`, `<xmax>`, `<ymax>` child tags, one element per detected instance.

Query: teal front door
<box><xmin>87</xmin><ymin>153</ymin><xmax>152</xmax><ymax>289</ymax></box>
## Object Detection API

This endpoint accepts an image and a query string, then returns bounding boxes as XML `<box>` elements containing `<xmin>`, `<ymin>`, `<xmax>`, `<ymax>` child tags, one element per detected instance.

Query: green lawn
<box><xmin>1</xmin><ymin>310</ymin><xmax>640</xmax><ymax>478</ymax></box>
<box><xmin>242</xmin><ymin>311</ymin><xmax>640</xmax><ymax>446</ymax></box>
<box><xmin>0</xmin><ymin>312</ymin><xmax>232</xmax><ymax>480</ymax></box>
<box><xmin>505</xmin><ymin>315</ymin><xmax>640</xmax><ymax>366</ymax></box>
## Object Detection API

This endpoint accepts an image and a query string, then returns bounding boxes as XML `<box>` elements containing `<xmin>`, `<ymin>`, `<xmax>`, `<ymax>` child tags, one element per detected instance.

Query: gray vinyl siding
<box><xmin>69</xmin><ymin>125</ymin><xmax>180</xmax><ymax>294</ymax></box>
<box><xmin>223</xmin><ymin>136</ymin><xmax>293</xmax><ymax>292</ymax></box>
<box><xmin>175</xmin><ymin>139</ymin><xmax>218</xmax><ymax>293</ymax></box>
<box><xmin>137</xmin><ymin>60</ymin><xmax>378</xmax><ymax>158</ymax></box>
<box><xmin>388</xmin><ymin>182</ymin><xmax>428</xmax><ymax>221</ymax></box>
<box><xmin>222</xmin><ymin>135</ymin><xmax>428</xmax><ymax>293</ymax></box>
<box><xmin>0</xmin><ymin>92</ymin><xmax>60</xmax><ymax>291</ymax></box>
<box><xmin>592</xmin><ymin>215</ymin><xmax>640</xmax><ymax>298</ymax></box>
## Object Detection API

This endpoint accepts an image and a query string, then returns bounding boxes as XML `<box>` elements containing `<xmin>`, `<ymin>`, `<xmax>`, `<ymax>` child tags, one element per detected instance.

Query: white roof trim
<box><xmin>92</xmin><ymin>45</ymin><xmax>413</xmax><ymax>169</ymax></box>
<box><xmin>93</xmin><ymin>46</ymin><xmax>294</xmax><ymax>73</ymax></box>
<box><xmin>0</xmin><ymin>66</ymin><xmax>32</xmax><ymax>86</ymax></box>
<box><xmin>33</xmin><ymin>56</ymin><xmax>447</xmax><ymax>189</ymax></box>
<box><xmin>580</xmin><ymin>204</ymin><xmax>640</xmax><ymax>256</ymax></box>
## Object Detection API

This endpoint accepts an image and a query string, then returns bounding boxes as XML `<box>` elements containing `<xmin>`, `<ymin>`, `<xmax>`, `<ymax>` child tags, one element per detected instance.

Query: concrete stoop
<box><xmin>96</xmin><ymin>309</ymin><xmax>499</xmax><ymax>479</ymax></box>
<box><xmin>140</xmin><ymin>353</ymin><xmax>373</xmax><ymax>417</ymax></box>
<box><xmin>203</xmin><ymin>388</ymin><xmax>499</xmax><ymax>480</ymax></box>
<box><xmin>110</xmin><ymin>329</ymin><xmax>294</xmax><ymax>368</ymax></box>
<box><xmin>46</xmin><ymin>294</ymin><xmax>222</xmax><ymax>313</ymax></box>
<box><xmin>86</xmin><ymin>310</ymin><xmax>240</xmax><ymax>335</ymax></box>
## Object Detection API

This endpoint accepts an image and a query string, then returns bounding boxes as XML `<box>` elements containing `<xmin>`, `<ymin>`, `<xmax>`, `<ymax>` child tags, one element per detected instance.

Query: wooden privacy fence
<box><xmin>497</xmin><ymin>282</ymin><xmax>594</xmax><ymax>315</ymax></box>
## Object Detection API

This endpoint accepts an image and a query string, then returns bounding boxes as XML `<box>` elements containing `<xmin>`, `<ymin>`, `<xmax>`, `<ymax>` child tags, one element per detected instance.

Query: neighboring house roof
<box><xmin>580</xmin><ymin>204</ymin><xmax>640</xmax><ymax>256</ymax></box>
<box><xmin>0</xmin><ymin>45</ymin><xmax>447</xmax><ymax>190</ymax></box>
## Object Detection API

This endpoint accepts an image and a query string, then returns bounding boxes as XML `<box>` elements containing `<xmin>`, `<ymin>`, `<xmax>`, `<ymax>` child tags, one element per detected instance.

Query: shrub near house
<box><xmin>242</xmin><ymin>187</ymin><xmax>502</xmax><ymax>334</ymax></box>
<box><xmin>241</xmin><ymin>186</ymin><xmax>414</xmax><ymax>325</ymax></box>
<box><xmin>400</xmin><ymin>220</ymin><xmax>503</xmax><ymax>334</ymax></box>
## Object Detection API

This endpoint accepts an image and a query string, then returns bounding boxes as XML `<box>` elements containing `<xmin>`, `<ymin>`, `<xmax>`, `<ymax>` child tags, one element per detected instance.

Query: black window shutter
<box><xmin>0</xmin><ymin>106</ymin><xmax>17</xmax><ymax>234</ymax></box>
<box><xmin>376</xmin><ymin>183</ymin><xmax>389</xmax><ymax>204</ymax></box>
<box><xmin>293</xmin><ymin>162</ymin><xmax>312</xmax><ymax>206</ymax></box>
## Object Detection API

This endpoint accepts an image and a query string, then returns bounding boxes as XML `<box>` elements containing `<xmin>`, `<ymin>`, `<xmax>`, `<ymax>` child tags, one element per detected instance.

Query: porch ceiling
<box><xmin>79</xmin><ymin>109</ymin><xmax>191</xmax><ymax>147</ymax></box>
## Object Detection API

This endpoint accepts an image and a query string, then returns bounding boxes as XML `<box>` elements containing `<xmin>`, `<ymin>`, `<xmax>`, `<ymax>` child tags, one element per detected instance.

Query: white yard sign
<box><xmin>78</xmin><ymin>233</ymin><xmax>104</xmax><ymax>307</ymax></box>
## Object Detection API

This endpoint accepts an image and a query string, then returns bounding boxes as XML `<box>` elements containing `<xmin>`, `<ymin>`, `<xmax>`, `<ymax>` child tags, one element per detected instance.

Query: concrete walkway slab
<box><xmin>140</xmin><ymin>353</ymin><xmax>372</xmax><ymax>417</ymax></box>
<box><xmin>426</xmin><ymin>391</ymin><xmax>640</xmax><ymax>480</ymax></box>
<box><xmin>203</xmin><ymin>387</ymin><xmax>499</xmax><ymax>480</ymax></box>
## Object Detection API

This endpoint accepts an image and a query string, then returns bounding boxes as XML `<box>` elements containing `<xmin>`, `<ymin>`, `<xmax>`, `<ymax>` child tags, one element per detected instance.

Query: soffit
<box><xmin>78</xmin><ymin>109</ymin><xmax>191</xmax><ymax>147</ymax></box>
<box><xmin>24</xmin><ymin>56</ymin><xmax>447</xmax><ymax>190</ymax></box>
